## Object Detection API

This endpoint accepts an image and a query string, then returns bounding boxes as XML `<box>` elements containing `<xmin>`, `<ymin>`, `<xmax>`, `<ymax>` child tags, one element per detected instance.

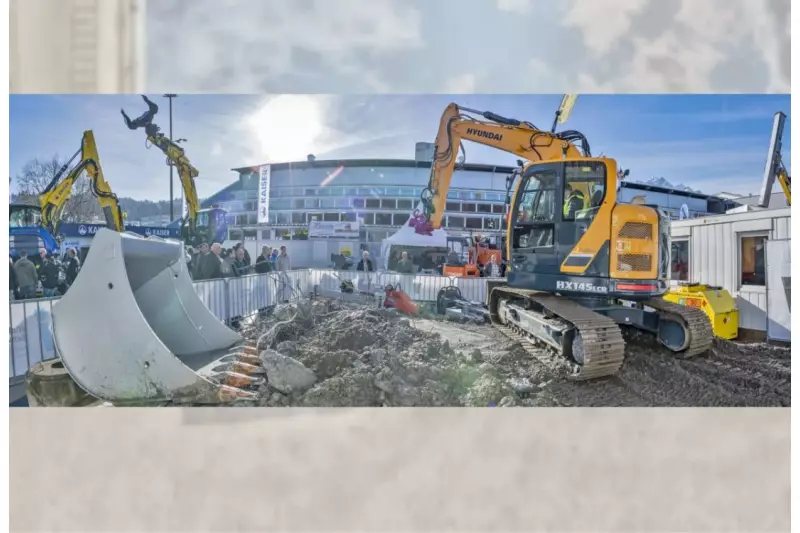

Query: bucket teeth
<box><xmin>212</xmin><ymin>371</ymin><xmax>264</xmax><ymax>389</ymax></box>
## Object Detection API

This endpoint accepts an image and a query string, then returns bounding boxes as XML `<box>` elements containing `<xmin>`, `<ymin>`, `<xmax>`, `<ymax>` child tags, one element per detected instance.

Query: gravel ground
<box><xmin>239</xmin><ymin>299</ymin><xmax>791</xmax><ymax>407</ymax></box>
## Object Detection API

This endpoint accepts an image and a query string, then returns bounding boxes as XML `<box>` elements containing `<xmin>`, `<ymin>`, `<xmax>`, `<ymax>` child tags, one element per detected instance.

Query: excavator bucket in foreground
<box><xmin>51</xmin><ymin>228</ymin><xmax>256</xmax><ymax>405</ymax></box>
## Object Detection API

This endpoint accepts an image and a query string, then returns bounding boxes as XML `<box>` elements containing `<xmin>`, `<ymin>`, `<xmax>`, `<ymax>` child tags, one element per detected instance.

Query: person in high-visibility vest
<box><xmin>563</xmin><ymin>184</ymin><xmax>586</xmax><ymax>220</ymax></box>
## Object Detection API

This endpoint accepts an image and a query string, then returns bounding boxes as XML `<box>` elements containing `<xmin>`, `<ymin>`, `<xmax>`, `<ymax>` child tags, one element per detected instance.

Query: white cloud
<box><xmin>496</xmin><ymin>0</ymin><xmax>533</xmax><ymax>13</ymax></box>
<box><xmin>148</xmin><ymin>0</ymin><xmax>423</xmax><ymax>93</ymax></box>
<box><xmin>442</xmin><ymin>74</ymin><xmax>478</xmax><ymax>93</ymax></box>
<box><xmin>562</xmin><ymin>0</ymin><xmax>647</xmax><ymax>56</ymax></box>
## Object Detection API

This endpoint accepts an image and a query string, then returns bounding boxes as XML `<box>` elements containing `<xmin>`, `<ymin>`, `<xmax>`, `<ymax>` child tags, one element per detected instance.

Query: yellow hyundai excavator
<box><xmin>413</xmin><ymin>99</ymin><xmax>713</xmax><ymax>380</ymax></box>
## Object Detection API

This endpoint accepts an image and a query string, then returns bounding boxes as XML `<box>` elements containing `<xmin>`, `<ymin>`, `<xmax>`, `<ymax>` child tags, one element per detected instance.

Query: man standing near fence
<box><xmin>10</xmin><ymin>256</ymin><xmax>18</xmax><ymax>301</ymax></box>
<box><xmin>13</xmin><ymin>250</ymin><xmax>38</xmax><ymax>299</ymax></box>
<box><xmin>64</xmin><ymin>248</ymin><xmax>80</xmax><ymax>288</ymax></box>
<box><xmin>39</xmin><ymin>253</ymin><xmax>61</xmax><ymax>298</ymax></box>
<box><xmin>199</xmin><ymin>243</ymin><xmax>224</xmax><ymax>280</ymax></box>
<box><xmin>276</xmin><ymin>245</ymin><xmax>291</xmax><ymax>271</ymax></box>
<box><xmin>255</xmin><ymin>246</ymin><xmax>273</xmax><ymax>274</ymax></box>
<box><xmin>232</xmin><ymin>246</ymin><xmax>249</xmax><ymax>277</ymax></box>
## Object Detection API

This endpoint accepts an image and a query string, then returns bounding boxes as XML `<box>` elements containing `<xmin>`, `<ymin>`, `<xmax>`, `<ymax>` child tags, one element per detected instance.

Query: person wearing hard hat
<box><xmin>563</xmin><ymin>184</ymin><xmax>586</xmax><ymax>220</ymax></box>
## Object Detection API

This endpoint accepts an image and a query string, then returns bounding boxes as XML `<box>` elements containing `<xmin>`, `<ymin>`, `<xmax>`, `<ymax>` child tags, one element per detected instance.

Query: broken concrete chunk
<box><xmin>259</xmin><ymin>349</ymin><xmax>317</xmax><ymax>394</ymax></box>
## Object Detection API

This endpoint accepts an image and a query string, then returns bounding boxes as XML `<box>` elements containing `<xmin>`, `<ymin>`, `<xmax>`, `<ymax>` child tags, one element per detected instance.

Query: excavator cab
<box><xmin>507</xmin><ymin>157</ymin><xmax>669</xmax><ymax>299</ymax></box>
<box><xmin>9</xmin><ymin>204</ymin><xmax>61</xmax><ymax>258</ymax></box>
<box><xmin>183</xmin><ymin>207</ymin><xmax>229</xmax><ymax>247</ymax></box>
<box><xmin>442</xmin><ymin>236</ymin><xmax>480</xmax><ymax>277</ymax></box>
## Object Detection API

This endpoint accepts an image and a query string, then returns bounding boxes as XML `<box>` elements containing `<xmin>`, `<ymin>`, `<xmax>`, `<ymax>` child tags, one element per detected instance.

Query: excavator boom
<box><xmin>39</xmin><ymin>130</ymin><xmax>125</xmax><ymax>235</ymax></box>
<box><xmin>120</xmin><ymin>95</ymin><xmax>205</xmax><ymax>242</ymax></box>
<box><xmin>414</xmin><ymin>101</ymin><xmax>590</xmax><ymax>235</ymax></box>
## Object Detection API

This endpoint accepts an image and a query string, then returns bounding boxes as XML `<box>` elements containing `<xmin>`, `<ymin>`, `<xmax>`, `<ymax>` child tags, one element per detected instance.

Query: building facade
<box><xmin>204</xmin><ymin>159</ymin><xmax>515</xmax><ymax>244</ymax></box>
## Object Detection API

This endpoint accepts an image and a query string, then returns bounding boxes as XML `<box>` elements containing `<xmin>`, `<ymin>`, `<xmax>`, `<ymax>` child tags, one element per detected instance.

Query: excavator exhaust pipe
<box><xmin>51</xmin><ymin>228</ymin><xmax>256</xmax><ymax>405</ymax></box>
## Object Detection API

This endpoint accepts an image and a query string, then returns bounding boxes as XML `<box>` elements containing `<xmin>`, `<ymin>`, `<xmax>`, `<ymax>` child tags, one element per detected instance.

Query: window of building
<box><xmin>304</xmin><ymin>188</ymin><xmax>317</xmax><ymax>196</ymax></box>
<box><xmin>260</xmin><ymin>230</ymin><xmax>271</xmax><ymax>239</ymax></box>
<box><xmin>670</xmin><ymin>240</ymin><xmax>689</xmax><ymax>281</ymax></box>
<box><xmin>320</xmin><ymin>198</ymin><xmax>336</xmax><ymax>208</ymax></box>
<box><xmin>244</xmin><ymin>201</ymin><xmax>256</xmax><ymax>211</ymax></box>
<box><xmin>483</xmin><ymin>218</ymin><xmax>500</xmax><ymax>230</ymax></box>
<box><xmin>382</xmin><ymin>199</ymin><xmax>397</xmax><ymax>209</ymax></box>
<box><xmin>304</xmin><ymin>198</ymin><xmax>320</xmax><ymax>209</ymax></box>
<box><xmin>446</xmin><ymin>202</ymin><xmax>461</xmax><ymax>212</ymax></box>
<box><xmin>335</xmin><ymin>198</ymin><xmax>351</xmax><ymax>208</ymax></box>
<box><xmin>353</xmin><ymin>198</ymin><xmax>365</xmax><ymax>208</ymax></box>
<box><xmin>366</xmin><ymin>198</ymin><xmax>381</xmax><ymax>209</ymax></box>
<box><xmin>247</xmin><ymin>213</ymin><xmax>257</xmax><ymax>225</ymax></box>
<box><xmin>291</xmin><ymin>212</ymin><xmax>306</xmax><ymax>224</ymax></box>
<box><xmin>447</xmin><ymin>216</ymin><xmax>465</xmax><ymax>228</ymax></box>
<box><xmin>477</xmin><ymin>203</ymin><xmax>492</xmax><ymax>213</ymax></box>
<box><xmin>397</xmin><ymin>199</ymin><xmax>413</xmax><ymax>210</ymax></box>
<box><xmin>229</xmin><ymin>229</ymin><xmax>243</xmax><ymax>241</ymax></box>
<box><xmin>492</xmin><ymin>204</ymin><xmax>506</xmax><ymax>214</ymax></box>
<box><xmin>342</xmin><ymin>212</ymin><xmax>358</xmax><ymax>222</ymax></box>
<box><xmin>463</xmin><ymin>203</ymin><xmax>477</xmax><ymax>212</ymax></box>
<box><xmin>563</xmin><ymin>161</ymin><xmax>606</xmax><ymax>221</ymax></box>
<box><xmin>370</xmin><ymin>231</ymin><xmax>388</xmax><ymax>241</ymax></box>
<box><xmin>323</xmin><ymin>212</ymin><xmax>339</xmax><ymax>222</ymax></box>
<box><xmin>276</xmin><ymin>212</ymin><xmax>291</xmax><ymax>224</ymax></box>
<box><xmin>235</xmin><ymin>215</ymin><xmax>248</xmax><ymax>225</ymax></box>
<box><xmin>740</xmin><ymin>234</ymin><xmax>767</xmax><ymax>287</ymax></box>
<box><xmin>363</xmin><ymin>213</ymin><xmax>375</xmax><ymax>225</ymax></box>
<box><xmin>399</xmin><ymin>188</ymin><xmax>415</xmax><ymax>197</ymax></box>
<box><xmin>357</xmin><ymin>188</ymin><xmax>373</xmax><ymax>196</ymax></box>
<box><xmin>293</xmin><ymin>199</ymin><xmax>304</xmax><ymax>209</ymax></box>
<box><xmin>375</xmin><ymin>213</ymin><xmax>393</xmax><ymax>226</ymax></box>
<box><xmin>392</xmin><ymin>214</ymin><xmax>407</xmax><ymax>226</ymax></box>
<box><xmin>275</xmin><ymin>229</ymin><xmax>291</xmax><ymax>240</ymax></box>
<box><xmin>448</xmin><ymin>191</ymin><xmax>460</xmax><ymax>199</ymax></box>
<box><xmin>345</xmin><ymin>188</ymin><xmax>359</xmax><ymax>196</ymax></box>
<box><xmin>465</xmin><ymin>217</ymin><xmax>483</xmax><ymax>229</ymax></box>
<box><xmin>385</xmin><ymin>187</ymin><xmax>400</xmax><ymax>195</ymax></box>
<box><xmin>243</xmin><ymin>229</ymin><xmax>257</xmax><ymax>240</ymax></box>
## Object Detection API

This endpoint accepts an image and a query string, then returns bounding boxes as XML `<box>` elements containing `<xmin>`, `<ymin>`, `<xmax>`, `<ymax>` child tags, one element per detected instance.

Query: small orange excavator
<box><xmin>442</xmin><ymin>235</ymin><xmax>503</xmax><ymax>278</ymax></box>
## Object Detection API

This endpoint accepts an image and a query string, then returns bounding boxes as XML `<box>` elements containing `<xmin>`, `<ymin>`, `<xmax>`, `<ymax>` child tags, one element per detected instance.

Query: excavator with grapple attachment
<box><xmin>413</xmin><ymin>98</ymin><xmax>713</xmax><ymax>380</ymax></box>
<box><xmin>121</xmin><ymin>95</ymin><xmax>229</xmax><ymax>247</ymax></box>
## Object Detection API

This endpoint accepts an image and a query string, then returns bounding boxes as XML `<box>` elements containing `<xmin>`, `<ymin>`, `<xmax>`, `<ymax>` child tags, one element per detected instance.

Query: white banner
<box><xmin>308</xmin><ymin>220</ymin><xmax>360</xmax><ymax>238</ymax></box>
<box><xmin>258</xmin><ymin>165</ymin><xmax>271</xmax><ymax>224</ymax></box>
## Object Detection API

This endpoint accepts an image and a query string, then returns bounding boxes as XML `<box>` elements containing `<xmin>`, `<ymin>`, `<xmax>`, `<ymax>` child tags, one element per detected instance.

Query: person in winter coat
<box><xmin>10</xmin><ymin>256</ymin><xmax>18</xmax><ymax>301</ymax></box>
<box><xmin>276</xmin><ymin>246</ymin><xmax>291</xmax><ymax>271</ymax></box>
<box><xmin>39</xmin><ymin>254</ymin><xmax>62</xmax><ymax>297</ymax></box>
<box><xmin>13</xmin><ymin>251</ymin><xmax>39</xmax><ymax>299</ymax></box>
<box><xmin>255</xmin><ymin>246</ymin><xmax>273</xmax><ymax>274</ymax></box>
<box><xmin>236</xmin><ymin>242</ymin><xmax>251</xmax><ymax>265</ymax></box>
<box><xmin>232</xmin><ymin>247</ymin><xmax>250</xmax><ymax>277</ymax></box>
<box><xmin>199</xmin><ymin>243</ymin><xmax>224</xmax><ymax>280</ymax></box>
<box><xmin>356</xmin><ymin>250</ymin><xmax>374</xmax><ymax>272</ymax></box>
<box><xmin>64</xmin><ymin>248</ymin><xmax>81</xmax><ymax>287</ymax></box>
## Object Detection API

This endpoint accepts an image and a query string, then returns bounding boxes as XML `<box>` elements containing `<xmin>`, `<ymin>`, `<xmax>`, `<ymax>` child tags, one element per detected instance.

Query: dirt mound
<box><xmin>242</xmin><ymin>299</ymin><xmax>525</xmax><ymax>407</ymax></box>
<box><xmin>240</xmin><ymin>299</ymin><xmax>791</xmax><ymax>407</ymax></box>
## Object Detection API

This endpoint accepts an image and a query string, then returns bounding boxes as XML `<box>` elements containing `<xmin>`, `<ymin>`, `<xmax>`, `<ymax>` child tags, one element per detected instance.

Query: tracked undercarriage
<box><xmin>488</xmin><ymin>287</ymin><xmax>714</xmax><ymax>380</ymax></box>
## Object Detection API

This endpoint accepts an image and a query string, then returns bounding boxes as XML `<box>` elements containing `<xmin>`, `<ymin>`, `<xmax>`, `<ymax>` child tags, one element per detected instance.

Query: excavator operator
<box><xmin>562</xmin><ymin>184</ymin><xmax>586</xmax><ymax>220</ymax></box>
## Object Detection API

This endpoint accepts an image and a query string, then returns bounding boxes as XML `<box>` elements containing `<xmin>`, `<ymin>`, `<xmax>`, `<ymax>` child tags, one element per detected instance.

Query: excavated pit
<box><xmin>239</xmin><ymin>299</ymin><xmax>791</xmax><ymax>407</ymax></box>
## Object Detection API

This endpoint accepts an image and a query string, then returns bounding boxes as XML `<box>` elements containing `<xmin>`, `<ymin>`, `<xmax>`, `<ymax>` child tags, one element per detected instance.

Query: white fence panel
<box><xmin>9</xmin><ymin>298</ymin><xmax>59</xmax><ymax>378</ymax></box>
<box><xmin>193</xmin><ymin>279</ymin><xmax>228</xmax><ymax>320</ymax></box>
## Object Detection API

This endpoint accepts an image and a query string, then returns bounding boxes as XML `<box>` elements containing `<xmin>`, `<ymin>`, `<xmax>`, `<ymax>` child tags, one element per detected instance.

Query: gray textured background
<box><xmin>10</xmin><ymin>408</ymin><xmax>790</xmax><ymax>531</ymax></box>
<box><xmin>8</xmin><ymin>0</ymin><xmax>792</xmax><ymax>531</ymax></box>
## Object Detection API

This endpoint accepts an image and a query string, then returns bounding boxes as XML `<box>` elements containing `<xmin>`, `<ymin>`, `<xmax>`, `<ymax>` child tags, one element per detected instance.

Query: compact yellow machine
<box><xmin>663</xmin><ymin>283</ymin><xmax>738</xmax><ymax>340</ymax></box>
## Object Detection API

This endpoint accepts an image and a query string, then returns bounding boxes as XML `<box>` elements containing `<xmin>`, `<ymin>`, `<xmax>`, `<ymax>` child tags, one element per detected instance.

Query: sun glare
<box><xmin>247</xmin><ymin>95</ymin><xmax>329</xmax><ymax>163</ymax></box>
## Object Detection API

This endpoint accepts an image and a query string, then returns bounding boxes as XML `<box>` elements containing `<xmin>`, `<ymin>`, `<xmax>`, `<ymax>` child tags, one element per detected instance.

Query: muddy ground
<box><xmin>240</xmin><ymin>299</ymin><xmax>791</xmax><ymax>407</ymax></box>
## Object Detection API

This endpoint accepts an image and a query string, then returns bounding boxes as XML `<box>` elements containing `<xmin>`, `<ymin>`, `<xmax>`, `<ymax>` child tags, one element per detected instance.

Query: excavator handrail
<box><xmin>414</xmin><ymin>102</ymin><xmax>592</xmax><ymax>235</ymax></box>
<box><xmin>38</xmin><ymin>130</ymin><xmax>125</xmax><ymax>236</ymax></box>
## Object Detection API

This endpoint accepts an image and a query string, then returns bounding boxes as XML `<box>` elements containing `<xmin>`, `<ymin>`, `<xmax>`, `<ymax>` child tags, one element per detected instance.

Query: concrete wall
<box><xmin>671</xmin><ymin>208</ymin><xmax>791</xmax><ymax>336</ymax></box>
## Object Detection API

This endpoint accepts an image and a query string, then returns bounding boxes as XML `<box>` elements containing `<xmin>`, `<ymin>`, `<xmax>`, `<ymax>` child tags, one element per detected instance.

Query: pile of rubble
<box><xmin>240</xmin><ymin>299</ymin><xmax>537</xmax><ymax>407</ymax></box>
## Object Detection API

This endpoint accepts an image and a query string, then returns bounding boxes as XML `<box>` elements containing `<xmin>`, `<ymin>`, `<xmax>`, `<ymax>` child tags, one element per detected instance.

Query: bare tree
<box><xmin>13</xmin><ymin>155</ymin><xmax>103</xmax><ymax>223</ymax></box>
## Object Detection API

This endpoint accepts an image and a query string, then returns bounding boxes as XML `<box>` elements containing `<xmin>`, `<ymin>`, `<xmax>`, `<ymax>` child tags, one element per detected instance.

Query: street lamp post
<box><xmin>163</xmin><ymin>93</ymin><xmax>178</xmax><ymax>220</ymax></box>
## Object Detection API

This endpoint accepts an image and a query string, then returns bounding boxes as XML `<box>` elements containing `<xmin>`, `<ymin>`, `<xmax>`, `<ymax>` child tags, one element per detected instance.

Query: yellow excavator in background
<box><xmin>758</xmin><ymin>111</ymin><xmax>791</xmax><ymax>208</ymax></box>
<box><xmin>412</xmin><ymin>98</ymin><xmax>713</xmax><ymax>380</ymax></box>
<box><xmin>38</xmin><ymin>130</ymin><xmax>125</xmax><ymax>236</ymax></box>
<box><xmin>121</xmin><ymin>95</ymin><xmax>228</xmax><ymax>247</ymax></box>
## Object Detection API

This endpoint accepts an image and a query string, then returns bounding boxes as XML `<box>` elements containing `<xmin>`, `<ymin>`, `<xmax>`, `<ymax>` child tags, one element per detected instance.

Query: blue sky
<box><xmin>10</xmin><ymin>94</ymin><xmax>791</xmax><ymax>200</ymax></box>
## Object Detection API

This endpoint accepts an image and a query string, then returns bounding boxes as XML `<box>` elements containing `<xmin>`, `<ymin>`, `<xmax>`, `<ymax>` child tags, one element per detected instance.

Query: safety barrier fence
<box><xmin>9</xmin><ymin>268</ymin><xmax>493</xmax><ymax>382</ymax></box>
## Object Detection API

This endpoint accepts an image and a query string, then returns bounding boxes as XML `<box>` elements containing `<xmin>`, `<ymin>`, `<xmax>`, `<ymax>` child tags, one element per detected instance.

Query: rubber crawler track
<box><xmin>489</xmin><ymin>287</ymin><xmax>626</xmax><ymax>380</ymax></box>
<box><xmin>489</xmin><ymin>287</ymin><xmax>714</xmax><ymax>381</ymax></box>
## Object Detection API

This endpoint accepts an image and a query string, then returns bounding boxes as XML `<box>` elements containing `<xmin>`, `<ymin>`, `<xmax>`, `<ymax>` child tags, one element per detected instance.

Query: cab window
<box><xmin>9</xmin><ymin>206</ymin><xmax>42</xmax><ymax>228</ymax></box>
<box><xmin>516</xmin><ymin>168</ymin><xmax>558</xmax><ymax>223</ymax></box>
<box><xmin>562</xmin><ymin>162</ymin><xmax>607</xmax><ymax>221</ymax></box>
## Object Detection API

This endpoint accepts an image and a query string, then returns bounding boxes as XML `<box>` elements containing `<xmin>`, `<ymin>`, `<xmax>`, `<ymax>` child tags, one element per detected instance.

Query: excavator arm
<box><xmin>121</xmin><ymin>95</ymin><xmax>202</xmax><ymax>236</ymax></box>
<box><xmin>39</xmin><ymin>130</ymin><xmax>125</xmax><ymax>236</ymax></box>
<box><xmin>776</xmin><ymin>163</ymin><xmax>791</xmax><ymax>206</ymax></box>
<box><xmin>411</xmin><ymin>101</ymin><xmax>591</xmax><ymax>235</ymax></box>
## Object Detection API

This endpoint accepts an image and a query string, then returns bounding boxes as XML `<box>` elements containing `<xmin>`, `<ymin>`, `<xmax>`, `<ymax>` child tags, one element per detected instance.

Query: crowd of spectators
<box><xmin>187</xmin><ymin>242</ymin><xmax>291</xmax><ymax>281</ymax></box>
<box><xmin>10</xmin><ymin>247</ymin><xmax>81</xmax><ymax>301</ymax></box>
